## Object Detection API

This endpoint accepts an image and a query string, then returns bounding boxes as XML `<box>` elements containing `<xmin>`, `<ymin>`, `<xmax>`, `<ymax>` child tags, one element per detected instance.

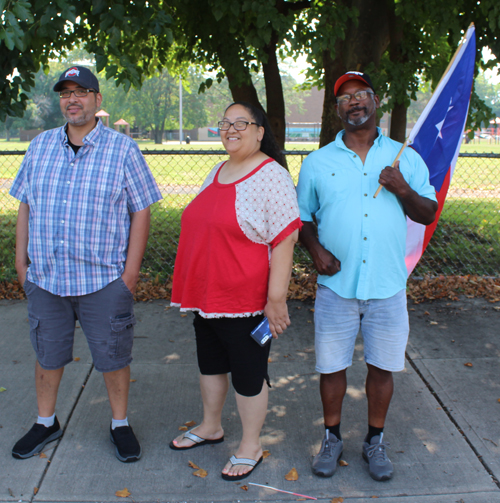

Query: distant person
<box><xmin>170</xmin><ymin>102</ymin><xmax>301</xmax><ymax>481</ymax></box>
<box><xmin>297</xmin><ymin>71</ymin><xmax>437</xmax><ymax>481</ymax></box>
<box><xmin>9</xmin><ymin>66</ymin><xmax>162</xmax><ymax>462</ymax></box>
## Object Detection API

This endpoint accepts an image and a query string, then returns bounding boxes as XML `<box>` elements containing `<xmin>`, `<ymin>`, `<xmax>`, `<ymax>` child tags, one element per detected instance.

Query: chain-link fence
<box><xmin>0</xmin><ymin>149</ymin><xmax>499</xmax><ymax>280</ymax></box>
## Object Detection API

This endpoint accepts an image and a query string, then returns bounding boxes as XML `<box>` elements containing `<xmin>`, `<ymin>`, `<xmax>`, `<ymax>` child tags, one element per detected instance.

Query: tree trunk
<box><xmin>154</xmin><ymin>127</ymin><xmax>162</xmax><ymax>144</ymax></box>
<box><xmin>320</xmin><ymin>0</ymin><xmax>391</xmax><ymax>147</ymax></box>
<box><xmin>387</xmin><ymin>6</ymin><xmax>409</xmax><ymax>142</ymax></box>
<box><xmin>390</xmin><ymin>102</ymin><xmax>407</xmax><ymax>142</ymax></box>
<box><xmin>262</xmin><ymin>31</ymin><xmax>286</xmax><ymax>150</ymax></box>
<box><xmin>319</xmin><ymin>49</ymin><xmax>346</xmax><ymax>148</ymax></box>
<box><xmin>218</xmin><ymin>45</ymin><xmax>263</xmax><ymax>111</ymax></box>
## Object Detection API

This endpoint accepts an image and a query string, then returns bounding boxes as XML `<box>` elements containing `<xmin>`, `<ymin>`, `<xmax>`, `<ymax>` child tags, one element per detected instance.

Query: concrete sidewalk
<box><xmin>0</xmin><ymin>297</ymin><xmax>499</xmax><ymax>503</ymax></box>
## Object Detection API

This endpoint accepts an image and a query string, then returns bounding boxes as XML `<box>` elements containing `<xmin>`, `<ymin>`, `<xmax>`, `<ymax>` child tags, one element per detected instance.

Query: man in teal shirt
<box><xmin>297</xmin><ymin>71</ymin><xmax>437</xmax><ymax>482</ymax></box>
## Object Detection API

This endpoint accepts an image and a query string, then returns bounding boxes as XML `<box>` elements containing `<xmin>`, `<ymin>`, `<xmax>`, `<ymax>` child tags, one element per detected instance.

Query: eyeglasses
<box><xmin>59</xmin><ymin>88</ymin><xmax>96</xmax><ymax>99</ymax></box>
<box><xmin>218</xmin><ymin>120</ymin><xmax>260</xmax><ymax>131</ymax></box>
<box><xmin>337</xmin><ymin>90</ymin><xmax>374</xmax><ymax>105</ymax></box>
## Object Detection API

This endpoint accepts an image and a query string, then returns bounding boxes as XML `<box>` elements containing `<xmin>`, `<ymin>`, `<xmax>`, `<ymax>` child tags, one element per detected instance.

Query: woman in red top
<box><xmin>170</xmin><ymin>102</ymin><xmax>301</xmax><ymax>481</ymax></box>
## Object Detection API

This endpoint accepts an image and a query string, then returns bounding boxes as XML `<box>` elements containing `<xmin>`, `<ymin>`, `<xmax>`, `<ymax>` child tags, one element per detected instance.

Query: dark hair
<box><xmin>224</xmin><ymin>102</ymin><xmax>286</xmax><ymax>168</ymax></box>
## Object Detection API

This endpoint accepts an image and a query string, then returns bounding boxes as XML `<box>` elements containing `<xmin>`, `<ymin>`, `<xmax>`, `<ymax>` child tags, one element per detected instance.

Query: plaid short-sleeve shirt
<box><xmin>10</xmin><ymin>120</ymin><xmax>163</xmax><ymax>296</ymax></box>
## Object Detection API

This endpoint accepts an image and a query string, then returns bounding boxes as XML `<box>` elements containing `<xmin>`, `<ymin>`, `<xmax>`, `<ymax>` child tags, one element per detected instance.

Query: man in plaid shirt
<box><xmin>9</xmin><ymin>66</ymin><xmax>162</xmax><ymax>462</ymax></box>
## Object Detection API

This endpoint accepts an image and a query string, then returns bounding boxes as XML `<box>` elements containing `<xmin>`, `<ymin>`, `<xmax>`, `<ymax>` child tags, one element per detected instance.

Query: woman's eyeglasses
<box><xmin>218</xmin><ymin>120</ymin><xmax>260</xmax><ymax>131</ymax></box>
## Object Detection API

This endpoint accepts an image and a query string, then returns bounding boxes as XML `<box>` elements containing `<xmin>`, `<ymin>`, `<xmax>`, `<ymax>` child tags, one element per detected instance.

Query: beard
<box><xmin>62</xmin><ymin>105</ymin><xmax>96</xmax><ymax>126</ymax></box>
<box><xmin>345</xmin><ymin>105</ymin><xmax>375</xmax><ymax>126</ymax></box>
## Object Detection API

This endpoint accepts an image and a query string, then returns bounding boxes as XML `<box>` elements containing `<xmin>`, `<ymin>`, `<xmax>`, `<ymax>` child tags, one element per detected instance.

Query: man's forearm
<box><xmin>299</xmin><ymin>221</ymin><xmax>322</xmax><ymax>259</ymax></box>
<box><xmin>15</xmin><ymin>202</ymin><xmax>29</xmax><ymax>283</ymax></box>
<box><xmin>399</xmin><ymin>190</ymin><xmax>438</xmax><ymax>226</ymax></box>
<box><xmin>123</xmin><ymin>207</ymin><xmax>151</xmax><ymax>285</ymax></box>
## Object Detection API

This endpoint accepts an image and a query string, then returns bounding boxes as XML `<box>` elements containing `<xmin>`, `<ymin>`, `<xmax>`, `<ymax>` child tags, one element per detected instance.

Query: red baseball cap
<box><xmin>334</xmin><ymin>71</ymin><xmax>375</xmax><ymax>96</ymax></box>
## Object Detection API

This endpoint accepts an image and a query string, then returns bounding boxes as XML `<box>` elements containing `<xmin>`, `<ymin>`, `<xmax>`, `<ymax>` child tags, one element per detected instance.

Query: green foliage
<box><xmin>0</xmin><ymin>0</ymin><xmax>173</xmax><ymax>121</ymax></box>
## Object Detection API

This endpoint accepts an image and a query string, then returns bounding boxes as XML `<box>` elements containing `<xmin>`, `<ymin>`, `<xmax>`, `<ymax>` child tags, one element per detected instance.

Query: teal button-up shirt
<box><xmin>297</xmin><ymin>128</ymin><xmax>437</xmax><ymax>300</ymax></box>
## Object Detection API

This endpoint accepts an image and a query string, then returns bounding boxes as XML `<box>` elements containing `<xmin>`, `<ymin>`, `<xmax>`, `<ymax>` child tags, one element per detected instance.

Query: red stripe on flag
<box><xmin>423</xmin><ymin>168</ymin><xmax>451</xmax><ymax>251</ymax></box>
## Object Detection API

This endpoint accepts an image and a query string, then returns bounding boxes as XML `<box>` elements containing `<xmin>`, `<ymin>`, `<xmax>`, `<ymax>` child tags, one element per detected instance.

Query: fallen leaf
<box><xmin>464</xmin><ymin>362</ymin><xmax>473</xmax><ymax>367</ymax></box>
<box><xmin>339</xmin><ymin>459</ymin><xmax>348</xmax><ymax>466</ymax></box>
<box><xmin>268</xmin><ymin>358</ymin><xmax>273</xmax><ymax>363</ymax></box>
<box><xmin>424</xmin><ymin>311</ymin><xmax>430</xmax><ymax>315</ymax></box>
<box><xmin>130</xmin><ymin>379</ymin><xmax>137</xmax><ymax>382</ymax></box>
<box><xmin>188</xmin><ymin>461</ymin><xmax>199</xmax><ymax>469</ymax></box>
<box><xmin>39</xmin><ymin>452</ymin><xmax>47</xmax><ymax>459</ymax></box>
<box><xmin>185</xmin><ymin>420</ymin><xmax>196</xmax><ymax>427</ymax></box>
<box><xmin>262</xmin><ymin>450</ymin><xmax>271</xmax><ymax>458</ymax></box>
<box><xmin>180</xmin><ymin>314</ymin><xmax>187</xmax><ymax>318</ymax></box>
<box><xmin>240</xmin><ymin>485</ymin><xmax>248</xmax><ymax>491</ymax></box>
<box><xmin>331</xmin><ymin>498</ymin><xmax>344</xmax><ymax>503</ymax></box>
<box><xmin>115</xmin><ymin>488</ymin><xmax>131</xmax><ymax>498</ymax></box>
<box><xmin>0</xmin><ymin>387</ymin><xmax>6</xmax><ymax>392</ymax></box>
<box><xmin>33</xmin><ymin>487</ymin><xmax>38</xmax><ymax>495</ymax></box>
<box><xmin>193</xmin><ymin>468</ymin><xmax>208</xmax><ymax>478</ymax></box>
<box><xmin>285</xmin><ymin>467</ymin><xmax>299</xmax><ymax>481</ymax></box>
<box><xmin>179</xmin><ymin>426</ymin><xmax>188</xmax><ymax>431</ymax></box>
<box><xmin>497</xmin><ymin>398</ymin><xmax>500</xmax><ymax>403</ymax></box>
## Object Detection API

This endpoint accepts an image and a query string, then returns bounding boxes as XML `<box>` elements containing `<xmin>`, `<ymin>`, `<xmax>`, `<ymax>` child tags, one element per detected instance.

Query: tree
<box><xmin>3</xmin><ymin>0</ymin><xmax>500</xmax><ymax>148</ymax></box>
<box><xmin>167</xmin><ymin>0</ymin><xmax>311</xmax><ymax>149</ymax></box>
<box><xmin>295</xmin><ymin>0</ymin><xmax>500</xmax><ymax>146</ymax></box>
<box><xmin>0</xmin><ymin>0</ymin><xmax>173</xmax><ymax>120</ymax></box>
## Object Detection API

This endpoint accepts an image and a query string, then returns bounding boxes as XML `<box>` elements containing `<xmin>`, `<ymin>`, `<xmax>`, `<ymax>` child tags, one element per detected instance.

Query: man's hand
<box><xmin>264</xmin><ymin>300</ymin><xmax>291</xmax><ymax>339</ymax></box>
<box><xmin>313</xmin><ymin>247</ymin><xmax>341</xmax><ymax>276</ymax></box>
<box><xmin>378</xmin><ymin>161</ymin><xmax>410</xmax><ymax>198</ymax></box>
<box><xmin>17</xmin><ymin>264</ymin><xmax>28</xmax><ymax>287</ymax></box>
<box><xmin>378</xmin><ymin>161</ymin><xmax>438</xmax><ymax>225</ymax></box>
<box><xmin>121</xmin><ymin>271</ymin><xmax>139</xmax><ymax>295</ymax></box>
<box><xmin>299</xmin><ymin>221</ymin><xmax>341</xmax><ymax>277</ymax></box>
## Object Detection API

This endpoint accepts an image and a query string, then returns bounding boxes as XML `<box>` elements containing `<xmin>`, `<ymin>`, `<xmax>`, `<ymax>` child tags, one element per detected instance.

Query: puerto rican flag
<box><xmin>405</xmin><ymin>24</ymin><xmax>476</xmax><ymax>275</ymax></box>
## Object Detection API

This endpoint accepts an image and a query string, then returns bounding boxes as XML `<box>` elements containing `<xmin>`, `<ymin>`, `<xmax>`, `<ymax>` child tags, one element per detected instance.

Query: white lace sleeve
<box><xmin>235</xmin><ymin>160</ymin><xmax>301</xmax><ymax>246</ymax></box>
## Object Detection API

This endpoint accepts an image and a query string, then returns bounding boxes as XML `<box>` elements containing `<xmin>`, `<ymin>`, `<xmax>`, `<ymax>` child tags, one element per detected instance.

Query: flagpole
<box><xmin>373</xmin><ymin>140</ymin><xmax>407</xmax><ymax>198</ymax></box>
<box><xmin>373</xmin><ymin>22</ymin><xmax>475</xmax><ymax>199</ymax></box>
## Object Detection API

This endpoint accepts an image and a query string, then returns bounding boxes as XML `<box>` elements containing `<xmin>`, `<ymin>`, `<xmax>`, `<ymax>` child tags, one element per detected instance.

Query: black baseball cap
<box><xmin>334</xmin><ymin>71</ymin><xmax>375</xmax><ymax>96</ymax></box>
<box><xmin>53</xmin><ymin>66</ymin><xmax>100</xmax><ymax>92</ymax></box>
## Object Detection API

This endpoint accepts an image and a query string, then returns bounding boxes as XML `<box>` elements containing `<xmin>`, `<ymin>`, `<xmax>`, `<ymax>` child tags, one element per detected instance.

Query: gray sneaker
<box><xmin>312</xmin><ymin>430</ymin><xmax>343</xmax><ymax>477</ymax></box>
<box><xmin>362</xmin><ymin>433</ymin><xmax>393</xmax><ymax>481</ymax></box>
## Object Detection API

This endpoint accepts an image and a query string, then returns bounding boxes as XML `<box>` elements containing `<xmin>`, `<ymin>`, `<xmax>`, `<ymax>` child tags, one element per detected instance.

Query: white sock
<box><xmin>111</xmin><ymin>417</ymin><xmax>129</xmax><ymax>430</ymax></box>
<box><xmin>37</xmin><ymin>414</ymin><xmax>55</xmax><ymax>427</ymax></box>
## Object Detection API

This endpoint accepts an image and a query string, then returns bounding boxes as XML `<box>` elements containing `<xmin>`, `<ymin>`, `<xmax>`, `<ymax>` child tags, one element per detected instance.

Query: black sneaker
<box><xmin>110</xmin><ymin>424</ymin><xmax>142</xmax><ymax>462</ymax></box>
<box><xmin>12</xmin><ymin>417</ymin><xmax>62</xmax><ymax>459</ymax></box>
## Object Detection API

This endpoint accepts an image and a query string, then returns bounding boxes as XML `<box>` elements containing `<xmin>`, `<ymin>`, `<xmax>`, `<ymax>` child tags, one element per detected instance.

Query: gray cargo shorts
<box><xmin>24</xmin><ymin>277</ymin><xmax>136</xmax><ymax>372</ymax></box>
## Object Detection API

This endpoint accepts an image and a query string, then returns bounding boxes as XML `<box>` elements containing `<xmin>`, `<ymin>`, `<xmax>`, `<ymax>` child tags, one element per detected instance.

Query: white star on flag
<box><xmin>435</xmin><ymin>98</ymin><xmax>454</xmax><ymax>138</ymax></box>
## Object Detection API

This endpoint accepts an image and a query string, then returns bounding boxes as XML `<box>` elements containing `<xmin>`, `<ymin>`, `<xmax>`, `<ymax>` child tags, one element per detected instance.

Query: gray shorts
<box><xmin>24</xmin><ymin>277</ymin><xmax>136</xmax><ymax>372</ymax></box>
<box><xmin>314</xmin><ymin>285</ymin><xmax>409</xmax><ymax>373</ymax></box>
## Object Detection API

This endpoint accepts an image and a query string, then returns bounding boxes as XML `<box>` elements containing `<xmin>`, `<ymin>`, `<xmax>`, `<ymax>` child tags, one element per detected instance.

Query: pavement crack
<box><xmin>405</xmin><ymin>352</ymin><xmax>500</xmax><ymax>490</ymax></box>
<box><xmin>30</xmin><ymin>364</ymin><xmax>95</xmax><ymax>502</ymax></box>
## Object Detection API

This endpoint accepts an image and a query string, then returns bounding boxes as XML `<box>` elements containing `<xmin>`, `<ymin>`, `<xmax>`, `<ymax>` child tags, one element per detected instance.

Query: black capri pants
<box><xmin>193</xmin><ymin>313</ymin><xmax>271</xmax><ymax>397</ymax></box>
